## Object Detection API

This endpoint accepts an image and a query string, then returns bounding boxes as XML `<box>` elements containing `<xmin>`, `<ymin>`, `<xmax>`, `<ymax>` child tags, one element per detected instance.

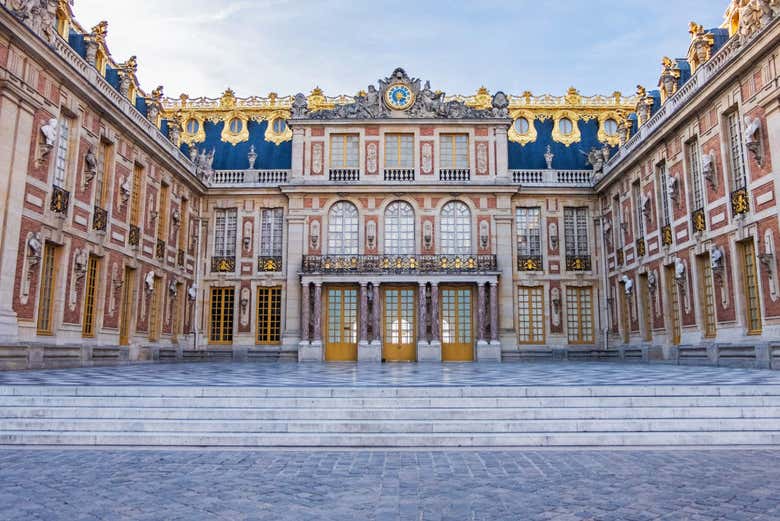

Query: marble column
<box><xmin>359</xmin><ymin>282</ymin><xmax>369</xmax><ymax>344</ymax></box>
<box><xmin>372</xmin><ymin>282</ymin><xmax>381</xmax><ymax>343</ymax></box>
<box><xmin>312</xmin><ymin>283</ymin><xmax>323</xmax><ymax>344</ymax></box>
<box><xmin>418</xmin><ymin>282</ymin><xmax>427</xmax><ymax>343</ymax></box>
<box><xmin>490</xmin><ymin>281</ymin><xmax>499</xmax><ymax>343</ymax></box>
<box><xmin>300</xmin><ymin>283</ymin><xmax>310</xmax><ymax>343</ymax></box>
<box><xmin>430</xmin><ymin>283</ymin><xmax>440</xmax><ymax>343</ymax></box>
<box><xmin>477</xmin><ymin>283</ymin><xmax>486</xmax><ymax>342</ymax></box>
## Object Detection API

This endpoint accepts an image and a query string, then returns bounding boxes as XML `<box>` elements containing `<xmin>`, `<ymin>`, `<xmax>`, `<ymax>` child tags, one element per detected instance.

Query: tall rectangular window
<box><xmin>157</xmin><ymin>183</ymin><xmax>169</xmax><ymax>243</ymax></box>
<box><xmin>149</xmin><ymin>276</ymin><xmax>162</xmax><ymax>342</ymax></box>
<box><xmin>94</xmin><ymin>141</ymin><xmax>113</xmax><ymax>207</ymax></box>
<box><xmin>632</xmin><ymin>181</ymin><xmax>644</xmax><ymax>238</ymax></box>
<box><xmin>82</xmin><ymin>255</ymin><xmax>99</xmax><ymax>338</ymax></box>
<box><xmin>53</xmin><ymin>117</ymin><xmax>72</xmax><ymax>186</ymax></box>
<box><xmin>178</xmin><ymin>199</ymin><xmax>188</xmax><ymax>251</ymax></box>
<box><xmin>656</xmin><ymin>162</ymin><xmax>672</xmax><ymax>226</ymax></box>
<box><xmin>36</xmin><ymin>243</ymin><xmax>57</xmax><ymax>335</ymax></box>
<box><xmin>385</xmin><ymin>134</ymin><xmax>414</xmax><ymax>169</ymax></box>
<box><xmin>740</xmin><ymin>239</ymin><xmax>762</xmax><ymax>335</ymax></box>
<box><xmin>260</xmin><ymin>208</ymin><xmax>284</xmax><ymax>257</ymax></box>
<box><xmin>214</xmin><ymin>209</ymin><xmax>238</xmax><ymax>257</ymax></box>
<box><xmin>698</xmin><ymin>254</ymin><xmax>717</xmax><ymax>339</ymax></box>
<box><xmin>119</xmin><ymin>267</ymin><xmax>134</xmax><ymax>345</ymax></box>
<box><xmin>517</xmin><ymin>286</ymin><xmax>545</xmax><ymax>344</ymax></box>
<box><xmin>439</xmin><ymin>134</ymin><xmax>469</xmax><ymax>169</ymax></box>
<box><xmin>257</xmin><ymin>286</ymin><xmax>282</xmax><ymax>345</ymax></box>
<box><xmin>516</xmin><ymin>208</ymin><xmax>542</xmax><ymax>257</ymax></box>
<box><xmin>330</xmin><ymin>134</ymin><xmax>359</xmax><ymax>168</ymax></box>
<box><xmin>566</xmin><ymin>286</ymin><xmax>594</xmax><ymax>344</ymax></box>
<box><xmin>210</xmin><ymin>287</ymin><xmax>235</xmax><ymax>344</ymax></box>
<box><xmin>686</xmin><ymin>139</ymin><xmax>704</xmax><ymax>210</ymax></box>
<box><xmin>564</xmin><ymin>207</ymin><xmax>589</xmax><ymax>256</ymax></box>
<box><xmin>726</xmin><ymin>111</ymin><xmax>747</xmax><ymax>191</ymax></box>
<box><xmin>612</xmin><ymin>196</ymin><xmax>623</xmax><ymax>248</ymax></box>
<box><xmin>130</xmin><ymin>164</ymin><xmax>143</xmax><ymax>226</ymax></box>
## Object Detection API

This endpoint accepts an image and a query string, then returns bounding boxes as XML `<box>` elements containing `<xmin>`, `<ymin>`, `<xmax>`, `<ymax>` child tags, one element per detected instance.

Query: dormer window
<box><xmin>603</xmin><ymin>119</ymin><xmax>618</xmax><ymax>136</ymax></box>
<box><xmin>272</xmin><ymin>119</ymin><xmax>287</xmax><ymax>134</ymax></box>
<box><xmin>228</xmin><ymin>118</ymin><xmax>243</xmax><ymax>134</ymax></box>
<box><xmin>186</xmin><ymin>119</ymin><xmax>199</xmax><ymax>134</ymax></box>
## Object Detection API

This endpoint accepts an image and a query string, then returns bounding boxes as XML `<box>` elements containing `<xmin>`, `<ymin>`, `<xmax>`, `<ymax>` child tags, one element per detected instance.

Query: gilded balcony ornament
<box><xmin>465</xmin><ymin>87</ymin><xmax>493</xmax><ymax>111</ymax></box>
<box><xmin>658</xmin><ymin>57</ymin><xmax>681</xmax><ymax>104</ymax></box>
<box><xmin>692</xmin><ymin>208</ymin><xmax>707</xmax><ymax>233</ymax></box>
<box><xmin>731</xmin><ymin>187</ymin><xmax>750</xmax><ymax>215</ymax></box>
<box><xmin>688</xmin><ymin>22</ymin><xmax>716</xmax><ymax>72</ymax></box>
<box><xmin>307</xmin><ymin>87</ymin><xmax>335</xmax><ymax>113</ymax></box>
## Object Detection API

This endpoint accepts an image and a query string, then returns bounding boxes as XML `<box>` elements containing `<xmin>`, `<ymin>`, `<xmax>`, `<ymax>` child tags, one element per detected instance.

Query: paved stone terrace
<box><xmin>2</xmin><ymin>361</ymin><xmax>780</xmax><ymax>387</ymax></box>
<box><xmin>0</xmin><ymin>448</ymin><xmax>777</xmax><ymax>520</ymax></box>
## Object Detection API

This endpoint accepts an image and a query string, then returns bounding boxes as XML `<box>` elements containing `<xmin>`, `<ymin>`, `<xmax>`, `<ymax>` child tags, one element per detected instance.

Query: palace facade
<box><xmin>1</xmin><ymin>0</ymin><xmax>779</xmax><ymax>368</ymax></box>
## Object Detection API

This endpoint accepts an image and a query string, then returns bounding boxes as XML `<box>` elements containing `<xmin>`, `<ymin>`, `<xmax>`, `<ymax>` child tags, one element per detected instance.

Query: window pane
<box><xmin>441</xmin><ymin>202</ymin><xmax>471</xmax><ymax>255</ymax></box>
<box><xmin>384</xmin><ymin>201</ymin><xmax>415</xmax><ymax>255</ymax></box>
<box><xmin>440</xmin><ymin>134</ymin><xmax>468</xmax><ymax>169</ymax></box>
<box><xmin>516</xmin><ymin>208</ymin><xmax>542</xmax><ymax>256</ymax></box>
<box><xmin>328</xmin><ymin>202</ymin><xmax>359</xmax><ymax>254</ymax></box>
<box><xmin>385</xmin><ymin>134</ymin><xmax>414</xmax><ymax>169</ymax></box>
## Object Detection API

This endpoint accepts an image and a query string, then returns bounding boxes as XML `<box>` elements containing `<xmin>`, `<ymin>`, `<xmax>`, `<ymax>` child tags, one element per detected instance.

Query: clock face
<box><xmin>385</xmin><ymin>83</ymin><xmax>415</xmax><ymax>111</ymax></box>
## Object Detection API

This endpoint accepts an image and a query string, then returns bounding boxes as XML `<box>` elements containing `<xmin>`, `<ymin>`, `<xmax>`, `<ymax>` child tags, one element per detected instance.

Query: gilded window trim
<box><xmin>508</xmin><ymin>109</ymin><xmax>537</xmax><ymax>146</ymax></box>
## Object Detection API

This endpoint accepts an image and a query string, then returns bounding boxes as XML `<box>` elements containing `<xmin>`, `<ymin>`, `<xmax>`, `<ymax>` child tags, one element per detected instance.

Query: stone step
<box><xmin>4</xmin><ymin>405</ymin><xmax>779</xmax><ymax>421</ymax></box>
<box><xmin>3</xmin><ymin>417</ymin><xmax>780</xmax><ymax>434</ymax></box>
<box><xmin>2</xmin><ymin>395</ymin><xmax>780</xmax><ymax>408</ymax></box>
<box><xmin>1</xmin><ymin>430</ymin><xmax>778</xmax><ymax>447</ymax></box>
<box><xmin>2</xmin><ymin>385</ymin><xmax>780</xmax><ymax>398</ymax></box>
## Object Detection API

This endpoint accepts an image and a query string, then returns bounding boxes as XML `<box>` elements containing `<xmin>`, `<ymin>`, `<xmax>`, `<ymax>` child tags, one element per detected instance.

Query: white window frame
<box><xmin>441</xmin><ymin>201</ymin><xmax>472</xmax><ymax>255</ymax></box>
<box><xmin>260</xmin><ymin>208</ymin><xmax>284</xmax><ymax>257</ymax></box>
<box><xmin>384</xmin><ymin>201</ymin><xmax>415</xmax><ymax>255</ymax></box>
<box><xmin>564</xmin><ymin>207</ymin><xmax>589</xmax><ymax>257</ymax></box>
<box><xmin>516</xmin><ymin>207</ymin><xmax>542</xmax><ymax>257</ymax></box>
<box><xmin>214</xmin><ymin>208</ymin><xmax>238</xmax><ymax>257</ymax></box>
<box><xmin>328</xmin><ymin>201</ymin><xmax>359</xmax><ymax>255</ymax></box>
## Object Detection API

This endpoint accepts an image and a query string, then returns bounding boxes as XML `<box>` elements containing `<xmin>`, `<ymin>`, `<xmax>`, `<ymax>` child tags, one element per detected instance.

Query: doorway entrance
<box><xmin>324</xmin><ymin>286</ymin><xmax>359</xmax><ymax>361</ymax></box>
<box><xmin>382</xmin><ymin>286</ymin><xmax>417</xmax><ymax>362</ymax></box>
<box><xmin>440</xmin><ymin>286</ymin><xmax>474</xmax><ymax>361</ymax></box>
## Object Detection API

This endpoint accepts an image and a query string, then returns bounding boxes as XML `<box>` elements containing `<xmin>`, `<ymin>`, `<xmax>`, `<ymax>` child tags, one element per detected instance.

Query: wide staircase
<box><xmin>1</xmin><ymin>385</ymin><xmax>780</xmax><ymax>447</ymax></box>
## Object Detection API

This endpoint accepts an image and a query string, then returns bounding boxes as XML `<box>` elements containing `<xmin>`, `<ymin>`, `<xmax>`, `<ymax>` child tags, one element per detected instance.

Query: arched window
<box><xmin>384</xmin><ymin>201</ymin><xmax>415</xmax><ymax>255</ymax></box>
<box><xmin>328</xmin><ymin>201</ymin><xmax>359</xmax><ymax>255</ymax></box>
<box><xmin>440</xmin><ymin>201</ymin><xmax>471</xmax><ymax>255</ymax></box>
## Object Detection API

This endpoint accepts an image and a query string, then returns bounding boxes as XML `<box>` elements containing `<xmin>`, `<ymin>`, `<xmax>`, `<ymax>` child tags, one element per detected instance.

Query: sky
<box><xmin>71</xmin><ymin>0</ymin><xmax>726</xmax><ymax>100</ymax></box>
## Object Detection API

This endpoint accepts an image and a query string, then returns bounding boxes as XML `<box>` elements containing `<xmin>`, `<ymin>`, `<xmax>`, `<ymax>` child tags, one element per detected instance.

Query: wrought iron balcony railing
<box><xmin>128</xmin><ymin>224</ymin><xmax>140</xmax><ymax>247</ymax></box>
<box><xmin>211</xmin><ymin>256</ymin><xmax>236</xmax><ymax>273</ymax></box>
<box><xmin>439</xmin><ymin>169</ymin><xmax>470</xmax><ymax>182</ymax></box>
<box><xmin>92</xmin><ymin>205</ymin><xmax>108</xmax><ymax>231</ymax></box>
<box><xmin>691</xmin><ymin>208</ymin><xmax>707</xmax><ymax>233</ymax></box>
<box><xmin>50</xmin><ymin>185</ymin><xmax>70</xmax><ymax>214</ymax></box>
<box><xmin>384</xmin><ymin>169</ymin><xmax>415</xmax><ymax>182</ymax></box>
<box><xmin>517</xmin><ymin>255</ymin><xmax>543</xmax><ymax>272</ymax></box>
<box><xmin>258</xmin><ymin>256</ymin><xmax>283</xmax><ymax>272</ymax></box>
<box><xmin>565</xmin><ymin>255</ymin><xmax>592</xmax><ymax>272</ymax></box>
<box><xmin>731</xmin><ymin>186</ymin><xmax>750</xmax><ymax>216</ymax></box>
<box><xmin>329</xmin><ymin>169</ymin><xmax>360</xmax><ymax>182</ymax></box>
<box><xmin>302</xmin><ymin>254</ymin><xmax>498</xmax><ymax>274</ymax></box>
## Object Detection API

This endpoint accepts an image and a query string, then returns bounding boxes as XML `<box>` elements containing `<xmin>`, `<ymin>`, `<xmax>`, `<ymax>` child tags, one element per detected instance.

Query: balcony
<box><xmin>384</xmin><ymin>169</ymin><xmax>415</xmax><ymax>182</ymax></box>
<box><xmin>50</xmin><ymin>185</ymin><xmax>70</xmax><ymax>215</ymax></box>
<box><xmin>128</xmin><ymin>225</ymin><xmax>140</xmax><ymax>247</ymax></box>
<box><xmin>329</xmin><ymin>169</ymin><xmax>360</xmax><ymax>182</ymax></box>
<box><xmin>691</xmin><ymin>208</ymin><xmax>707</xmax><ymax>233</ymax></box>
<box><xmin>439</xmin><ymin>169</ymin><xmax>470</xmax><ymax>182</ymax></box>
<box><xmin>511</xmin><ymin>170</ymin><xmax>593</xmax><ymax>187</ymax></box>
<box><xmin>257</xmin><ymin>256</ymin><xmax>283</xmax><ymax>272</ymax></box>
<box><xmin>210</xmin><ymin>169</ymin><xmax>289</xmax><ymax>187</ymax></box>
<box><xmin>517</xmin><ymin>255</ymin><xmax>543</xmax><ymax>272</ymax></box>
<box><xmin>731</xmin><ymin>187</ymin><xmax>750</xmax><ymax>216</ymax></box>
<box><xmin>211</xmin><ymin>256</ymin><xmax>236</xmax><ymax>273</ymax></box>
<box><xmin>565</xmin><ymin>255</ymin><xmax>592</xmax><ymax>272</ymax></box>
<box><xmin>92</xmin><ymin>205</ymin><xmax>107</xmax><ymax>232</ymax></box>
<box><xmin>302</xmin><ymin>254</ymin><xmax>498</xmax><ymax>274</ymax></box>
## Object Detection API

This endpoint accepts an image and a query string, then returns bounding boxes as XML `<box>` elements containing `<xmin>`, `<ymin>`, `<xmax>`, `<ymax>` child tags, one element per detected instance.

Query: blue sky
<box><xmin>74</xmin><ymin>0</ymin><xmax>726</xmax><ymax>99</ymax></box>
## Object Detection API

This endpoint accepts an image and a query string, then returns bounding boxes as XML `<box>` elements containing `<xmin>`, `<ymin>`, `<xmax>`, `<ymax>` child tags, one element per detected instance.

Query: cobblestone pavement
<box><xmin>0</xmin><ymin>449</ymin><xmax>779</xmax><ymax>521</ymax></box>
<box><xmin>2</xmin><ymin>361</ymin><xmax>780</xmax><ymax>387</ymax></box>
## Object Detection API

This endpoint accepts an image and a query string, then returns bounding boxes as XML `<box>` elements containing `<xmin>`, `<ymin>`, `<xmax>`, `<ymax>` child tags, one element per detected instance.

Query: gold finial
<box><xmin>268</xmin><ymin>92</ymin><xmax>278</xmax><ymax>105</ymax></box>
<box><xmin>151</xmin><ymin>85</ymin><xmax>164</xmax><ymax>101</ymax></box>
<box><xmin>565</xmin><ymin>87</ymin><xmax>581</xmax><ymax>105</ymax></box>
<box><xmin>661</xmin><ymin>56</ymin><xmax>674</xmax><ymax>69</ymax></box>
<box><xmin>357</xmin><ymin>89</ymin><xmax>367</xmax><ymax>97</ymax></box>
<box><xmin>636</xmin><ymin>85</ymin><xmax>647</xmax><ymax>97</ymax></box>
<box><xmin>91</xmin><ymin>20</ymin><xmax>108</xmax><ymax>40</ymax></box>
<box><xmin>522</xmin><ymin>91</ymin><xmax>533</xmax><ymax>104</ymax></box>
<box><xmin>179</xmin><ymin>93</ymin><xmax>189</xmax><ymax>107</ymax></box>
<box><xmin>122</xmin><ymin>55</ymin><xmax>137</xmax><ymax>73</ymax></box>
<box><xmin>612</xmin><ymin>91</ymin><xmax>622</xmax><ymax>103</ymax></box>
<box><xmin>689</xmin><ymin>21</ymin><xmax>705</xmax><ymax>39</ymax></box>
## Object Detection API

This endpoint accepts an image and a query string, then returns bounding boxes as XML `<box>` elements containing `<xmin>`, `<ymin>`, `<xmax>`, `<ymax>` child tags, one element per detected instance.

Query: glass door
<box><xmin>440</xmin><ymin>286</ymin><xmax>474</xmax><ymax>361</ymax></box>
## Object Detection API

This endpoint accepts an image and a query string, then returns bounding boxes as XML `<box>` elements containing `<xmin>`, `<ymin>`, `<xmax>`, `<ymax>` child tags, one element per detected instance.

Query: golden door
<box><xmin>440</xmin><ymin>286</ymin><xmax>474</xmax><ymax>362</ymax></box>
<box><xmin>324</xmin><ymin>286</ymin><xmax>359</xmax><ymax>361</ymax></box>
<box><xmin>383</xmin><ymin>286</ymin><xmax>417</xmax><ymax>362</ymax></box>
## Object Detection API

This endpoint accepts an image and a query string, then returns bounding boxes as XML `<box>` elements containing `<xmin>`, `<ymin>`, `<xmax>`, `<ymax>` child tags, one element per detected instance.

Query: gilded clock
<box><xmin>384</xmin><ymin>83</ymin><xmax>415</xmax><ymax>111</ymax></box>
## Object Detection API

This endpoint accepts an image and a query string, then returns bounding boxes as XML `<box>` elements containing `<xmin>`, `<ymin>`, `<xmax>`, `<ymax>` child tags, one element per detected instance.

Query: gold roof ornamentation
<box><xmin>688</xmin><ymin>21</ymin><xmax>716</xmax><ymax>73</ymax></box>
